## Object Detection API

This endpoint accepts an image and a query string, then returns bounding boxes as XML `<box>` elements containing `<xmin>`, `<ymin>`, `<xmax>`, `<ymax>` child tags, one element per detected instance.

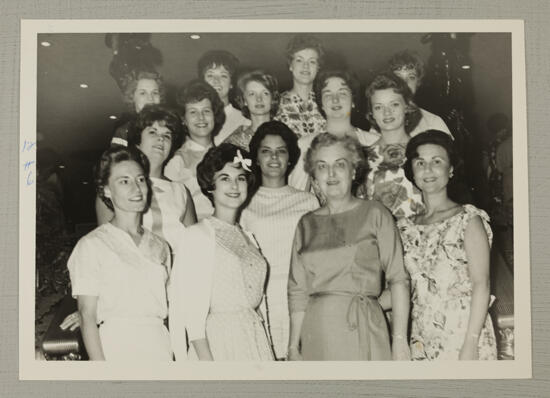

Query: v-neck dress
<box><xmin>67</xmin><ymin>223</ymin><xmax>172</xmax><ymax>360</ymax></box>
<box><xmin>397</xmin><ymin>204</ymin><xmax>497</xmax><ymax>360</ymax></box>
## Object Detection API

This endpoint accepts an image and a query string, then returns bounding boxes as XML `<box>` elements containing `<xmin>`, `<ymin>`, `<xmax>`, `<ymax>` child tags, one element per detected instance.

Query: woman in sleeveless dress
<box><xmin>398</xmin><ymin>130</ymin><xmax>497</xmax><ymax>360</ymax></box>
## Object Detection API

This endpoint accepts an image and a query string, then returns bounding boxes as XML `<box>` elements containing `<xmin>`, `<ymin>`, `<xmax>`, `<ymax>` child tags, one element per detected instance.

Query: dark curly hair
<box><xmin>128</xmin><ymin>104</ymin><xmax>184</xmax><ymax>164</ymax></box>
<box><xmin>404</xmin><ymin>130</ymin><xmax>458</xmax><ymax>185</ymax></box>
<box><xmin>235</xmin><ymin>70</ymin><xmax>280</xmax><ymax>119</ymax></box>
<box><xmin>365</xmin><ymin>72</ymin><xmax>421</xmax><ymax>135</ymax></box>
<box><xmin>95</xmin><ymin>146</ymin><xmax>152</xmax><ymax>211</ymax></box>
<box><xmin>248</xmin><ymin>120</ymin><xmax>300</xmax><ymax>181</ymax></box>
<box><xmin>196</xmin><ymin>143</ymin><xmax>255</xmax><ymax>206</ymax></box>
<box><xmin>285</xmin><ymin>34</ymin><xmax>325</xmax><ymax>68</ymax></box>
<box><xmin>121</xmin><ymin>70</ymin><xmax>166</xmax><ymax>112</ymax></box>
<box><xmin>197</xmin><ymin>50</ymin><xmax>240</xmax><ymax>79</ymax></box>
<box><xmin>177</xmin><ymin>79</ymin><xmax>226</xmax><ymax>140</ymax></box>
<box><xmin>388</xmin><ymin>50</ymin><xmax>425</xmax><ymax>86</ymax></box>
<box><xmin>314</xmin><ymin>69</ymin><xmax>359</xmax><ymax>119</ymax></box>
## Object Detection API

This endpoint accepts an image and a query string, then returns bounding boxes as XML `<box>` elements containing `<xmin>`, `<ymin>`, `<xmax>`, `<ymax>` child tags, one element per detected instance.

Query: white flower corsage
<box><xmin>233</xmin><ymin>149</ymin><xmax>252</xmax><ymax>172</ymax></box>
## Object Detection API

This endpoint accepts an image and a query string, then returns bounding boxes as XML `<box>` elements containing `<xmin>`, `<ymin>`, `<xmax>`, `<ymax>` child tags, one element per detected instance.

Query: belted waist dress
<box><xmin>288</xmin><ymin>200</ymin><xmax>409</xmax><ymax>360</ymax></box>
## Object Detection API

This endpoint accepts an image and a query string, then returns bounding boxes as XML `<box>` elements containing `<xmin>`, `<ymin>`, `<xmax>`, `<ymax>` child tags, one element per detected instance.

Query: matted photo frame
<box><xmin>20</xmin><ymin>18</ymin><xmax>530</xmax><ymax>380</ymax></box>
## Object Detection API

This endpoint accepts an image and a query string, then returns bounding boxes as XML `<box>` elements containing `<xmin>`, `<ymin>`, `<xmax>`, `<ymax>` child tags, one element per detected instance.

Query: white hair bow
<box><xmin>233</xmin><ymin>149</ymin><xmax>252</xmax><ymax>172</ymax></box>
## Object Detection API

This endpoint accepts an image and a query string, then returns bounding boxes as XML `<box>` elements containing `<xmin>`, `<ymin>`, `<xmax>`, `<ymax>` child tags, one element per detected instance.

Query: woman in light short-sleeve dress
<box><xmin>67</xmin><ymin>146</ymin><xmax>173</xmax><ymax>361</ymax></box>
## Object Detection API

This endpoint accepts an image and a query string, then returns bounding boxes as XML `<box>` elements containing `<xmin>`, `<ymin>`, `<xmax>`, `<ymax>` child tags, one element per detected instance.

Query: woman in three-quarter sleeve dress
<box><xmin>287</xmin><ymin>133</ymin><xmax>411</xmax><ymax>361</ymax></box>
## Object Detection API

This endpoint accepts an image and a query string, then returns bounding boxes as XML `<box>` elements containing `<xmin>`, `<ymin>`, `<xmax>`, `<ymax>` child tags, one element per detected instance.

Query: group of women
<box><xmin>64</xmin><ymin>34</ymin><xmax>497</xmax><ymax>362</ymax></box>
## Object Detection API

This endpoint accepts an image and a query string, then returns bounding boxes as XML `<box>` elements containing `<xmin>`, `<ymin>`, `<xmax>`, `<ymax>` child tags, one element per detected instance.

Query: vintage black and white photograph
<box><xmin>19</xmin><ymin>19</ymin><xmax>530</xmax><ymax>379</ymax></box>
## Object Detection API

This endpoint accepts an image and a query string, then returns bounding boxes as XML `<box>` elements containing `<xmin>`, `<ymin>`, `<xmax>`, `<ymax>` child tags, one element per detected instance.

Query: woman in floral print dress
<box><xmin>359</xmin><ymin>72</ymin><xmax>424</xmax><ymax>219</ymax></box>
<box><xmin>274</xmin><ymin>34</ymin><xmax>326</xmax><ymax>138</ymax></box>
<box><xmin>398</xmin><ymin>130</ymin><xmax>497</xmax><ymax>360</ymax></box>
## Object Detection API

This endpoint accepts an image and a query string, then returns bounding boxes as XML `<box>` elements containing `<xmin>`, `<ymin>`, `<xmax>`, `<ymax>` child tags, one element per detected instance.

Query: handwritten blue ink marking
<box><xmin>22</xmin><ymin>140</ymin><xmax>36</xmax><ymax>152</ymax></box>
<box><xmin>26</xmin><ymin>171</ymin><xmax>34</xmax><ymax>186</ymax></box>
<box><xmin>24</xmin><ymin>160</ymin><xmax>35</xmax><ymax>170</ymax></box>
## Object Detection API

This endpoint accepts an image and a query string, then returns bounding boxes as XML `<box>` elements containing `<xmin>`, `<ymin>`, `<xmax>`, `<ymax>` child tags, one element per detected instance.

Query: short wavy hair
<box><xmin>404</xmin><ymin>130</ymin><xmax>458</xmax><ymax>185</ymax></box>
<box><xmin>248</xmin><ymin>120</ymin><xmax>301</xmax><ymax>181</ymax></box>
<box><xmin>176</xmin><ymin>79</ymin><xmax>226</xmax><ymax>140</ymax></box>
<box><xmin>304</xmin><ymin>133</ymin><xmax>365</xmax><ymax>180</ymax></box>
<box><xmin>196</xmin><ymin>143</ymin><xmax>255</xmax><ymax>206</ymax></box>
<box><xmin>197</xmin><ymin>50</ymin><xmax>240</xmax><ymax>79</ymax></box>
<box><xmin>95</xmin><ymin>145</ymin><xmax>152</xmax><ymax>211</ymax></box>
<box><xmin>285</xmin><ymin>34</ymin><xmax>325</xmax><ymax>68</ymax></box>
<box><xmin>127</xmin><ymin>104</ymin><xmax>184</xmax><ymax>165</ymax></box>
<box><xmin>314</xmin><ymin>69</ymin><xmax>360</xmax><ymax>119</ymax></box>
<box><xmin>121</xmin><ymin>70</ymin><xmax>166</xmax><ymax>112</ymax></box>
<box><xmin>365</xmin><ymin>72</ymin><xmax>421</xmax><ymax>135</ymax></box>
<box><xmin>235</xmin><ymin>70</ymin><xmax>280</xmax><ymax>119</ymax></box>
<box><xmin>388</xmin><ymin>50</ymin><xmax>425</xmax><ymax>86</ymax></box>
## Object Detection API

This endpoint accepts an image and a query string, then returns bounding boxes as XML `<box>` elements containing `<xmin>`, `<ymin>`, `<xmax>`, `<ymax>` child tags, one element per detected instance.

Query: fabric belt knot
<box><xmin>309</xmin><ymin>290</ymin><xmax>379</xmax><ymax>360</ymax></box>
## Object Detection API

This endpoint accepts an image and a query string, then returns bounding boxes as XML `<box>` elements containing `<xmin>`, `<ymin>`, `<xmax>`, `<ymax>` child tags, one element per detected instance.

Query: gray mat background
<box><xmin>2</xmin><ymin>0</ymin><xmax>549</xmax><ymax>396</ymax></box>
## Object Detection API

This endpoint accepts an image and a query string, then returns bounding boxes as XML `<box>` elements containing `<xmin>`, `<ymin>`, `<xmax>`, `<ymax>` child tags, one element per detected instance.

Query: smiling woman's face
<box><xmin>312</xmin><ymin>142</ymin><xmax>354</xmax><ymax>201</ymax></box>
<box><xmin>212</xmin><ymin>162</ymin><xmax>248</xmax><ymax>211</ymax></box>
<box><xmin>411</xmin><ymin>143</ymin><xmax>453</xmax><ymax>195</ymax></box>
<box><xmin>137</xmin><ymin>121</ymin><xmax>173</xmax><ymax>164</ymax></box>
<box><xmin>104</xmin><ymin>160</ymin><xmax>148</xmax><ymax>214</ymax></box>
<box><xmin>370</xmin><ymin>88</ymin><xmax>406</xmax><ymax>132</ymax></box>
<box><xmin>257</xmin><ymin>134</ymin><xmax>289</xmax><ymax>182</ymax></box>
<box><xmin>289</xmin><ymin>48</ymin><xmax>319</xmax><ymax>85</ymax></box>
<box><xmin>183</xmin><ymin>98</ymin><xmax>215</xmax><ymax>142</ymax></box>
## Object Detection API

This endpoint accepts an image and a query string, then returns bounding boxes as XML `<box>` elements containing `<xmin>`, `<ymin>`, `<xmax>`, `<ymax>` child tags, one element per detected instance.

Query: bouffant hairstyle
<box><xmin>235</xmin><ymin>70</ymin><xmax>280</xmax><ymax>119</ymax></box>
<box><xmin>95</xmin><ymin>146</ymin><xmax>152</xmax><ymax>211</ymax></box>
<box><xmin>365</xmin><ymin>72</ymin><xmax>422</xmax><ymax>134</ymax></box>
<box><xmin>197</xmin><ymin>50</ymin><xmax>240</xmax><ymax>79</ymax></box>
<box><xmin>128</xmin><ymin>104</ymin><xmax>184</xmax><ymax>164</ymax></box>
<box><xmin>388</xmin><ymin>50</ymin><xmax>425</xmax><ymax>86</ymax></box>
<box><xmin>177</xmin><ymin>79</ymin><xmax>226</xmax><ymax>140</ymax></box>
<box><xmin>314</xmin><ymin>69</ymin><xmax>360</xmax><ymax>118</ymax></box>
<box><xmin>404</xmin><ymin>130</ymin><xmax>458</xmax><ymax>184</ymax></box>
<box><xmin>121</xmin><ymin>70</ymin><xmax>166</xmax><ymax>111</ymax></box>
<box><xmin>285</xmin><ymin>34</ymin><xmax>325</xmax><ymax>68</ymax></box>
<box><xmin>248</xmin><ymin>120</ymin><xmax>301</xmax><ymax>180</ymax></box>
<box><xmin>196</xmin><ymin>143</ymin><xmax>255</xmax><ymax>206</ymax></box>
<box><xmin>304</xmin><ymin>133</ymin><xmax>365</xmax><ymax>179</ymax></box>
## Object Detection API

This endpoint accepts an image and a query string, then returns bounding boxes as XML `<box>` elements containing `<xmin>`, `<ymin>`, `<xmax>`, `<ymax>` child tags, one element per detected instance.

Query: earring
<box><xmin>449</xmin><ymin>171</ymin><xmax>454</xmax><ymax>179</ymax></box>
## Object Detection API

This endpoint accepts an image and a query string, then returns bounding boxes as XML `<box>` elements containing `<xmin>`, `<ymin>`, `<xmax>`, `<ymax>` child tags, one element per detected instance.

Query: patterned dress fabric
<box><xmin>205</xmin><ymin>217</ymin><xmax>274</xmax><ymax>361</ymax></box>
<box><xmin>359</xmin><ymin>139</ymin><xmax>425</xmax><ymax>219</ymax></box>
<box><xmin>67</xmin><ymin>223</ymin><xmax>172</xmax><ymax>361</ymax></box>
<box><xmin>214</xmin><ymin>103</ymin><xmax>251</xmax><ymax>145</ymax></box>
<box><xmin>397</xmin><ymin>204</ymin><xmax>498</xmax><ymax>360</ymax></box>
<box><xmin>288</xmin><ymin>200</ymin><xmax>409</xmax><ymax>360</ymax></box>
<box><xmin>274</xmin><ymin>90</ymin><xmax>326</xmax><ymax>138</ymax></box>
<box><xmin>223</xmin><ymin>124</ymin><xmax>255</xmax><ymax>151</ymax></box>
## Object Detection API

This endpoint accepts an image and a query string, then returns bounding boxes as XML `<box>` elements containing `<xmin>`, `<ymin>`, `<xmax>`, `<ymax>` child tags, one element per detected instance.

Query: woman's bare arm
<box><xmin>77</xmin><ymin>295</ymin><xmax>105</xmax><ymax>360</ymax></box>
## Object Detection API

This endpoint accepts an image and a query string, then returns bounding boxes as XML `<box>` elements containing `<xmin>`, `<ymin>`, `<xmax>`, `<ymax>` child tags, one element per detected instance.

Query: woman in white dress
<box><xmin>97</xmin><ymin>104</ymin><xmax>197</xmax><ymax>251</ymax></box>
<box><xmin>62</xmin><ymin>105</ymin><xmax>197</xmax><ymax>332</ymax></box>
<box><xmin>169</xmin><ymin>144</ymin><xmax>274</xmax><ymax>361</ymax></box>
<box><xmin>67</xmin><ymin>146</ymin><xmax>173</xmax><ymax>360</ymax></box>
<box><xmin>240</xmin><ymin>121</ymin><xmax>319</xmax><ymax>360</ymax></box>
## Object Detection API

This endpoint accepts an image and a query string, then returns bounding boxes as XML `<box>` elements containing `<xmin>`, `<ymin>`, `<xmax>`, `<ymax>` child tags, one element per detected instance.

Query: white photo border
<box><xmin>19</xmin><ymin>18</ymin><xmax>531</xmax><ymax>380</ymax></box>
